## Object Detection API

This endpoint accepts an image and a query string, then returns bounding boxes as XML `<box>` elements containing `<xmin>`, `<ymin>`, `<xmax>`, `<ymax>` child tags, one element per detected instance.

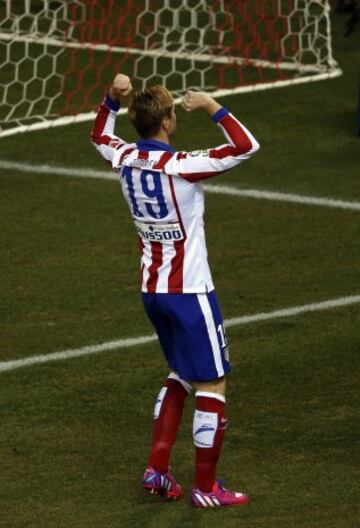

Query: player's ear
<box><xmin>162</xmin><ymin>115</ymin><xmax>171</xmax><ymax>133</ymax></box>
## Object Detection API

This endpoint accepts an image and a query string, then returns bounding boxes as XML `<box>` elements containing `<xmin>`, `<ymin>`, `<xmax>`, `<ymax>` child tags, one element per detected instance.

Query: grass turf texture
<box><xmin>0</xmin><ymin>5</ymin><xmax>359</xmax><ymax>527</ymax></box>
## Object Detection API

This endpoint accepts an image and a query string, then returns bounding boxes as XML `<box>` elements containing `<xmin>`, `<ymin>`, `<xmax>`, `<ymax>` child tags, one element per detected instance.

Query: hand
<box><xmin>181</xmin><ymin>90</ymin><xmax>221</xmax><ymax>116</ymax></box>
<box><xmin>109</xmin><ymin>74</ymin><xmax>133</xmax><ymax>102</ymax></box>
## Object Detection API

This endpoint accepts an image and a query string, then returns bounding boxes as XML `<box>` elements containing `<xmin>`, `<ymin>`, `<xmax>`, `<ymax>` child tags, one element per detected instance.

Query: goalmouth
<box><xmin>0</xmin><ymin>0</ymin><xmax>342</xmax><ymax>138</ymax></box>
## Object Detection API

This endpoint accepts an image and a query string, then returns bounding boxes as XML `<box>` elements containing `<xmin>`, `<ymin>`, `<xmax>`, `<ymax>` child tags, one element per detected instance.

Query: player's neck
<box><xmin>148</xmin><ymin>130</ymin><xmax>170</xmax><ymax>145</ymax></box>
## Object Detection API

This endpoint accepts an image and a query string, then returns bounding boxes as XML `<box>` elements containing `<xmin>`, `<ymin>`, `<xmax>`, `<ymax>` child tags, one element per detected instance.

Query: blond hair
<box><xmin>128</xmin><ymin>85</ymin><xmax>173</xmax><ymax>139</ymax></box>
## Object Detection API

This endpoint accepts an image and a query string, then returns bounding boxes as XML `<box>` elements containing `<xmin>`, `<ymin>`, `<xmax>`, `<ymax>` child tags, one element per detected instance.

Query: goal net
<box><xmin>0</xmin><ymin>0</ymin><xmax>342</xmax><ymax>137</ymax></box>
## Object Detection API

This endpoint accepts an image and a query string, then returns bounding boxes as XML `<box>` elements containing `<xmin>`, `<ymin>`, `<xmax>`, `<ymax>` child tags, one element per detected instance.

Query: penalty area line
<box><xmin>1</xmin><ymin>159</ymin><xmax>360</xmax><ymax>212</ymax></box>
<box><xmin>0</xmin><ymin>294</ymin><xmax>359</xmax><ymax>374</ymax></box>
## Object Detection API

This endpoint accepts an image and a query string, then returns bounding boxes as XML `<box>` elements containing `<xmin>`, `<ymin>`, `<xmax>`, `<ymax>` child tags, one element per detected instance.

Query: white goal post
<box><xmin>0</xmin><ymin>0</ymin><xmax>342</xmax><ymax>138</ymax></box>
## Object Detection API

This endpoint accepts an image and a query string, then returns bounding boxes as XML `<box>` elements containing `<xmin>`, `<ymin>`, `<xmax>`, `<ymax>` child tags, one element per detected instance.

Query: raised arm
<box><xmin>163</xmin><ymin>91</ymin><xmax>260</xmax><ymax>182</ymax></box>
<box><xmin>91</xmin><ymin>74</ymin><xmax>133</xmax><ymax>165</ymax></box>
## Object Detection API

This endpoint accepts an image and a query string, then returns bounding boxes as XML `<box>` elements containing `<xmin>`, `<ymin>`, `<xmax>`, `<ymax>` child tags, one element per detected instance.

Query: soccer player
<box><xmin>91</xmin><ymin>74</ymin><xmax>260</xmax><ymax>508</ymax></box>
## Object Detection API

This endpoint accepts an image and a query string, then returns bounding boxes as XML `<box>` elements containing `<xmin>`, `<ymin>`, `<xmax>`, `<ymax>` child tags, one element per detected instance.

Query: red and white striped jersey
<box><xmin>91</xmin><ymin>95</ymin><xmax>260</xmax><ymax>294</ymax></box>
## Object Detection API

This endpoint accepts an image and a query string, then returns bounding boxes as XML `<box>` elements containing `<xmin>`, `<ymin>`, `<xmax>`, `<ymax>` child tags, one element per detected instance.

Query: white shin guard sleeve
<box><xmin>193</xmin><ymin>409</ymin><xmax>218</xmax><ymax>448</ymax></box>
<box><xmin>153</xmin><ymin>386</ymin><xmax>168</xmax><ymax>420</ymax></box>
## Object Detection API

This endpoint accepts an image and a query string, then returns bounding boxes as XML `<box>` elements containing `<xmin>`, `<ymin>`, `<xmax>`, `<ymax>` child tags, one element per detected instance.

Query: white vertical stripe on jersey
<box><xmin>181</xmin><ymin>202</ymin><xmax>213</xmax><ymax>293</ymax></box>
<box><xmin>197</xmin><ymin>294</ymin><xmax>224</xmax><ymax>378</ymax></box>
<box><xmin>141</xmin><ymin>244</ymin><xmax>151</xmax><ymax>290</ymax></box>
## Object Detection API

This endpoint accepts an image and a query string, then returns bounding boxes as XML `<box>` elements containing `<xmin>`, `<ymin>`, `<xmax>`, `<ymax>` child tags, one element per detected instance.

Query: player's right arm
<box><xmin>163</xmin><ymin>91</ymin><xmax>260</xmax><ymax>182</ymax></box>
<box><xmin>91</xmin><ymin>74</ymin><xmax>133</xmax><ymax>165</ymax></box>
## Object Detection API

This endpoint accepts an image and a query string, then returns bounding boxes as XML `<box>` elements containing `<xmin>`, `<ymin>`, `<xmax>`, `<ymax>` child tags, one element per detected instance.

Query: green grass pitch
<box><xmin>0</xmin><ymin>7</ymin><xmax>359</xmax><ymax>528</ymax></box>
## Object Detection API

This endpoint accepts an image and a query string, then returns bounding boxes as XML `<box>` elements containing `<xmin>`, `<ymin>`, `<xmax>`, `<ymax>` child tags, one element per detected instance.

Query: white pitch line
<box><xmin>224</xmin><ymin>295</ymin><xmax>360</xmax><ymax>327</ymax></box>
<box><xmin>0</xmin><ymin>335</ymin><xmax>157</xmax><ymax>374</ymax></box>
<box><xmin>0</xmin><ymin>294</ymin><xmax>359</xmax><ymax>374</ymax></box>
<box><xmin>1</xmin><ymin>159</ymin><xmax>360</xmax><ymax>212</ymax></box>
<box><xmin>203</xmin><ymin>184</ymin><xmax>360</xmax><ymax>212</ymax></box>
<box><xmin>0</xmin><ymin>160</ymin><xmax>117</xmax><ymax>181</ymax></box>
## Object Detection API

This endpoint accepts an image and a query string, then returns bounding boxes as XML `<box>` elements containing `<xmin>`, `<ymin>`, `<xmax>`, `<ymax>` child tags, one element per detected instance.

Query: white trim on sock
<box><xmin>195</xmin><ymin>391</ymin><xmax>226</xmax><ymax>403</ymax></box>
<box><xmin>168</xmin><ymin>372</ymin><xmax>192</xmax><ymax>394</ymax></box>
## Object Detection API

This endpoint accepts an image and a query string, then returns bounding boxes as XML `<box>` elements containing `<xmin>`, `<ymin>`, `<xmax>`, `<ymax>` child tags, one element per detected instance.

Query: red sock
<box><xmin>148</xmin><ymin>375</ymin><xmax>190</xmax><ymax>473</ymax></box>
<box><xmin>194</xmin><ymin>392</ymin><xmax>227</xmax><ymax>493</ymax></box>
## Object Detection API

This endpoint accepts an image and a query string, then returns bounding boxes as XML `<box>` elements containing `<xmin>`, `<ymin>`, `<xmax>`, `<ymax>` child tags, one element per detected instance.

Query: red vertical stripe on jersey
<box><xmin>138</xmin><ymin>236</ymin><xmax>144</xmax><ymax>253</ymax></box>
<box><xmin>168</xmin><ymin>240</ymin><xmax>185</xmax><ymax>292</ymax></box>
<box><xmin>138</xmin><ymin>236</ymin><xmax>145</xmax><ymax>288</ymax></box>
<box><xmin>168</xmin><ymin>175</ymin><xmax>186</xmax><ymax>292</ymax></box>
<box><xmin>147</xmin><ymin>242</ymin><xmax>163</xmax><ymax>293</ymax></box>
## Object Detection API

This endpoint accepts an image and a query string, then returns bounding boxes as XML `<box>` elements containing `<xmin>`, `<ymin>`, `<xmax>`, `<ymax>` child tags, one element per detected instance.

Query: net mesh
<box><xmin>0</xmin><ymin>0</ymin><xmax>339</xmax><ymax>133</ymax></box>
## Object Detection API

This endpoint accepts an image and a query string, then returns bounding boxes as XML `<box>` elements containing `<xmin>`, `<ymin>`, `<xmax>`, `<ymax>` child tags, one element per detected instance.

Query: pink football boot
<box><xmin>142</xmin><ymin>466</ymin><xmax>183</xmax><ymax>500</ymax></box>
<box><xmin>191</xmin><ymin>480</ymin><xmax>250</xmax><ymax>508</ymax></box>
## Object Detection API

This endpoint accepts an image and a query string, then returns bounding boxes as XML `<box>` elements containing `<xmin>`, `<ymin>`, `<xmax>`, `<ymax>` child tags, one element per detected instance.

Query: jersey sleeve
<box><xmin>162</xmin><ymin>107</ymin><xmax>260</xmax><ymax>182</ymax></box>
<box><xmin>91</xmin><ymin>94</ymin><xmax>129</xmax><ymax>166</ymax></box>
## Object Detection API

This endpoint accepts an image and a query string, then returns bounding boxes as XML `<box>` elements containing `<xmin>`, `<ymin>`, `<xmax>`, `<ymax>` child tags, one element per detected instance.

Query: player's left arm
<box><xmin>162</xmin><ymin>91</ymin><xmax>260</xmax><ymax>182</ymax></box>
<box><xmin>91</xmin><ymin>74</ymin><xmax>133</xmax><ymax>165</ymax></box>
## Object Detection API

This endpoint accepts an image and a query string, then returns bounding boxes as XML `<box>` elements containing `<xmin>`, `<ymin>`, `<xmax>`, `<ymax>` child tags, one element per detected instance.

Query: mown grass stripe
<box><xmin>1</xmin><ymin>294</ymin><xmax>359</xmax><ymax>374</ymax></box>
<box><xmin>1</xmin><ymin>159</ymin><xmax>360</xmax><ymax>211</ymax></box>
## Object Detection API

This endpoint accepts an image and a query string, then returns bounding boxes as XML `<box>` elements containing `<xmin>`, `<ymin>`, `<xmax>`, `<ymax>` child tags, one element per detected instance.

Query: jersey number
<box><xmin>123</xmin><ymin>167</ymin><xmax>168</xmax><ymax>219</ymax></box>
<box><xmin>217</xmin><ymin>324</ymin><xmax>228</xmax><ymax>349</ymax></box>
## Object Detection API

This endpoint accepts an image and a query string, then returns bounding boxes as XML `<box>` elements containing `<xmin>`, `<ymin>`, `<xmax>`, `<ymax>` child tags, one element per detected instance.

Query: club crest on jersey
<box><xmin>189</xmin><ymin>150</ymin><xmax>209</xmax><ymax>158</ymax></box>
<box><xmin>109</xmin><ymin>139</ymin><xmax>121</xmax><ymax>148</ymax></box>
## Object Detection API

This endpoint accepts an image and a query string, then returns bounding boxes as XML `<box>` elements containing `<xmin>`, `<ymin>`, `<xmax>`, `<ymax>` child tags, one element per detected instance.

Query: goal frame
<box><xmin>0</xmin><ymin>0</ymin><xmax>342</xmax><ymax>138</ymax></box>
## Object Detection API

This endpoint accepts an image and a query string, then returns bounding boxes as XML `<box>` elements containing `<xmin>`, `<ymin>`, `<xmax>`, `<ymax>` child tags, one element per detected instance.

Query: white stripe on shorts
<box><xmin>197</xmin><ymin>293</ymin><xmax>224</xmax><ymax>378</ymax></box>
